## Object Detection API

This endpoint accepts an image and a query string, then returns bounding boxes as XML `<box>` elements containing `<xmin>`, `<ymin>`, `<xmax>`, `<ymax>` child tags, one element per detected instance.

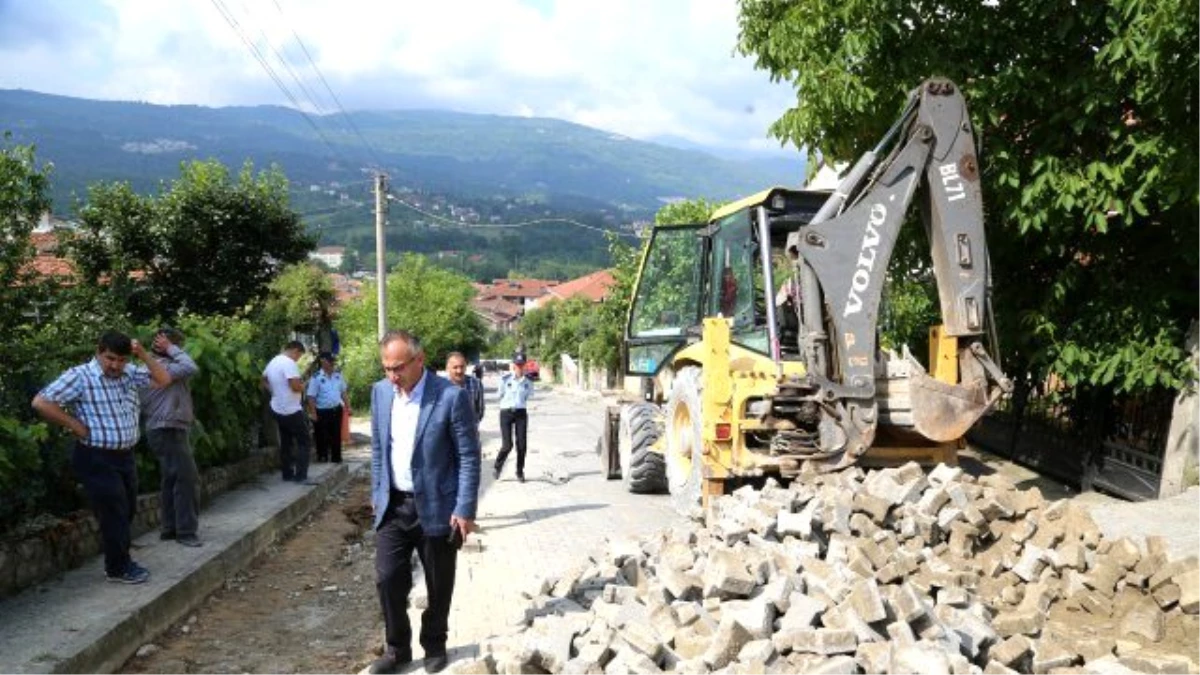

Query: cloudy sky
<box><xmin>0</xmin><ymin>0</ymin><xmax>803</xmax><ymax>157</ymax></box>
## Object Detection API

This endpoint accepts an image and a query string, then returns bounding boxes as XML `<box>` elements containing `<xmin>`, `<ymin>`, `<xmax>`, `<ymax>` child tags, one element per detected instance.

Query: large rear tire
<box><xmin>664</xmin><ymin>366</ymin><xmax>704</xmax><ymax>513</ymax></box>
<box><xmin>619</xmin><ymin>402</ymin><xmax>667</xmax><ymax>494</ymax></box>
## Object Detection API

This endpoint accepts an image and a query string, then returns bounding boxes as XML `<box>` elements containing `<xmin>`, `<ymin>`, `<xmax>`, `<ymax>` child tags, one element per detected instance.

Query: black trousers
<box><xmin>313</xmin><ymin>406</ymin><xmax>343</xmax><ymax>463</ymax></box>
<box><xmin>375</xmin><ymin>490</ymin><xmax>457</xmax><ymax>659</ymax></box>
<box><xmin>147</xmin><ymin>427</ymin><xmax>199</xmax><ymax>537</ymax></box>
<box><xmin>495</xmin><ymin>408</ymin><xmax>528</xmax><ymax>475</ymax></box>
<box><xmin>72</xmin><ymin>442</ymin><xmax>137</xmax><ymax>577</ymax></box>
<box><xmin>274</xmin><ymin>410</ymin><xmax>311</xmax><ymax>480</ymax></box>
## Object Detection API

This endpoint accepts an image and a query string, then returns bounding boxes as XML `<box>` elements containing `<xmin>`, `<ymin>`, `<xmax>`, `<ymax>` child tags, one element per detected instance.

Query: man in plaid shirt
<box><xmin>444</xmin><ymin>352</ymin><xmax>485</xmax><ymax>429</ymax></box>
<box><xmin>33</xmin><ymin>330</ymin><xmax>170</xmax><ymax>584</ymax></box>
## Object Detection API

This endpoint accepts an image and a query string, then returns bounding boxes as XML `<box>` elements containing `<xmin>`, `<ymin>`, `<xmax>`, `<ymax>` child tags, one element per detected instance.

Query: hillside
<box><xmin>0</xmin><ymin>89</ymin><xmax>804</xmax><ymax>214</ymax></box>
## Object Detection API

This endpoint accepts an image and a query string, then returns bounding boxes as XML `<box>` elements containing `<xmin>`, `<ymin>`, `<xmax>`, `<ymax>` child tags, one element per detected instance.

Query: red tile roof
<box><xmin>478</xmin><ymin>278</ymin><xmax>559</xmax><ymax>301</ymax></box>
<box><xmin>544</xmin><ymin>269</ymin><xmax>616</xmax><ymax>303</ymax></box>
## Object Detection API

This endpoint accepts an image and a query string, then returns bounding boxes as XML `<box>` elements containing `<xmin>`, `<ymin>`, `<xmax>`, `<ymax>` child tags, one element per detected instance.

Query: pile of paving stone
<box><xmin>453</xmin><ymin>463</ymin><xmax>1199</xmax><ymax>675</ymax></box>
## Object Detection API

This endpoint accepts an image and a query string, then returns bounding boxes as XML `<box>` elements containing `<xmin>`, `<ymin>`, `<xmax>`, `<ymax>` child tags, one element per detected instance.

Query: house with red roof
<box><xmin>528</xmin><ymin>269</ymin><xmax>616</xmax><ymax>310</ymax></box>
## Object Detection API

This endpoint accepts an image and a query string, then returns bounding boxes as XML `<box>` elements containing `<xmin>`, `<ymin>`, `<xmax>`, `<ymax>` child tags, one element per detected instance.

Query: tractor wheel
<box><xmin>619</xmin><ymin>402</ymin><xmax>667</xmax><ymax>494</ymax></box>
<box><xmin>664</xmin><ymin>366</ymin><xmax>704</xmax><ymax>513</ymax></box>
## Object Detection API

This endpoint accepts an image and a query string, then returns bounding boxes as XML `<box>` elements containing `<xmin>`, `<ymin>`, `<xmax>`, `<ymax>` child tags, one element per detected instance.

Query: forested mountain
<box><xmin>1</xmin><ymin>88</ymin><xmax>805</xmax><ymax>279</ymax></box>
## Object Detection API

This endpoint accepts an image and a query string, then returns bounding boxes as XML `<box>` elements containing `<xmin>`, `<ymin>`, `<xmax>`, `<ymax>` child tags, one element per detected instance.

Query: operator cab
<box><xmin>625</xmin><ymin>188</ymin><xmax>830</xmax><ymax>376</ymax></box>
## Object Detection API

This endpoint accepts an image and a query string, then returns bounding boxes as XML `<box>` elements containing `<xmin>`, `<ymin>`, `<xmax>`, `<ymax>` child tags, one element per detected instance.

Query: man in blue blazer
<box><xmin>369</xmin><ymin>330</ymin><xmax>480</xmax><ymax>674</ymax></box>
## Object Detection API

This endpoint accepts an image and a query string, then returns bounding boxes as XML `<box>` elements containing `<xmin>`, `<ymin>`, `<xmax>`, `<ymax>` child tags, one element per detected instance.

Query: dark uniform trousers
<box><xmin>375</xmin><ymin>488</ymin><xmax>458</xmax><ymax>659</ymax></box>
<box><xmin>73</xmin><ymin>442</ymin><xmax>137</xmax><ymax>577</ymax></box>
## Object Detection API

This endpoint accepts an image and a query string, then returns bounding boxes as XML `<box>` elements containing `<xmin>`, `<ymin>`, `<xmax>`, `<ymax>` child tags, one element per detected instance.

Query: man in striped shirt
<box><xmin>33</xmin><ymin>330</ymin><xmax>170</xmax><ymax>584</ymax></box>
<box><xmin>444</xmin><ymin>352</ymin><xmax>485</xmax><ymax>430</ymax></box>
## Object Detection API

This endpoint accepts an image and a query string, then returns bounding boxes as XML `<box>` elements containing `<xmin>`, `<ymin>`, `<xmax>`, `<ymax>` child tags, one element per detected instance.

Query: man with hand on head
<box><xmin>369</xmin><ymin>330</ymin><xmax>480</xmax><ymax>674</ymax></box>
<box><xmin>141</xmin><ymin>326</ymin><xmax>202</xmax><ymax>547</ymax></box>
<box><xmin>32</xmin><ymin>330</ymin><xmax>170</xmax><ymax>584</ymax></box>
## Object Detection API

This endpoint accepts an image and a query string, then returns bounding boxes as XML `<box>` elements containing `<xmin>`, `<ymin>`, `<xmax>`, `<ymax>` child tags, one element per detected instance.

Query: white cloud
<box><xmin>0</xmin><ymin>0</ymin><xmax>801</xmax><ymax>156</ymax></box>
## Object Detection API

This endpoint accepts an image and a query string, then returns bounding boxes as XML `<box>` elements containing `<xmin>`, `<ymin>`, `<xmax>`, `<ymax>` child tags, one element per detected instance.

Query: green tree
<box><xmin>736</xmin><ymin>0</ymin><xmax>1198</xmax><ymax>393</ymax></box>
<box><xmin>338</xmin><ymin>253</ymin><xmax>487</xmax><ymax>407</ymax></box>
<box><xmin>260</xmin><ymin>262</ymin><xmax>337</xmax><ymax>334</ymax></box>
<box><xmin>68</xmin><ymin>159</ymin><xmax>316</xmax><ymax>322</ymax></box>
<box><xmin>0</xmin><ymin>135</ymin><xmax>53</xmax><ymax>522</ymax></box>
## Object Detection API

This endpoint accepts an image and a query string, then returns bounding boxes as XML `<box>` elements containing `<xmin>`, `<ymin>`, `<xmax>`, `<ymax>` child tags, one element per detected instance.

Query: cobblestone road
<box><xmin>348</xmin><ymin>378</ymin><xmax>684</xmax><ymax>669</ymax></box>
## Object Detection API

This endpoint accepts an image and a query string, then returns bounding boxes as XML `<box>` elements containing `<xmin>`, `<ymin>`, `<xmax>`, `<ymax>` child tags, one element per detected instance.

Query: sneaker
<box><xmin>107</xmin><ymin>562</ymin><xmax>150</xmax><ymax>584</ymax></box>
<box><xmin>177</xmin><ymin>535</ymin><xmax>203</xmax><ymax>548</ymax></box>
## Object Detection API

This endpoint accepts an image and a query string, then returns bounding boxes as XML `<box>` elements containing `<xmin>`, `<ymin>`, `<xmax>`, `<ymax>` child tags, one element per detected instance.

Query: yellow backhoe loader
<box><xmin>600</xmin><ymin>78</ymin><xmax>1012</xmax><ymax>509</ymax></box>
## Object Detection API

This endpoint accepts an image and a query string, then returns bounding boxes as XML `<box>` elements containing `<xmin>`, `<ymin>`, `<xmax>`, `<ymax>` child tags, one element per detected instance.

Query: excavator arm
<box><xmin>783</xmin><ymin>78</ymin><xmax>1012</xmax><ymax>469</ymax></box>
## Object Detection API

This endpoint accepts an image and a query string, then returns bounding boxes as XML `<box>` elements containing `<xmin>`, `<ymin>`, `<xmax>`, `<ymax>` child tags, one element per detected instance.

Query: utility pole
<box><xmin>374</xmin><ymin>171</ymin><xmax>389</xmax><ymax>341</ymax></box>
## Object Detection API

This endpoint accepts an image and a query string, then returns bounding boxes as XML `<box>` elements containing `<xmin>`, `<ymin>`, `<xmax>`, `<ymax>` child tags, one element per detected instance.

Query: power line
<box><xmin>271</xmin><ymin>0</ymin><xmax>385</xmax><ymax>170</ymax></box>
<box><xmin>385</xmin><ymin>192</ymin><xmax>638</xmax><ymax>240</ymax></box>
<box><xmin>207</xmin><ymin>0</ymin><xmax>356</xmax><ymax>169</ymax></box>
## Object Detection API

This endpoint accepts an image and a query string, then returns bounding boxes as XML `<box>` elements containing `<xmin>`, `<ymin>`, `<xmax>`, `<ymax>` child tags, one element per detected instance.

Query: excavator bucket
<box><xmin>906</xmin><ymin>352</ymin><xmax>992</xmax><ymax>442</ymax></box>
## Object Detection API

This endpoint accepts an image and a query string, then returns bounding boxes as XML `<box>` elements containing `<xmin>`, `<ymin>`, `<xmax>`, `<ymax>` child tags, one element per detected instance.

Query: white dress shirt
<box><xmin>390</xmin><ymin>371</ymin><xmax>427</xmax><ymax>492</ymax></box>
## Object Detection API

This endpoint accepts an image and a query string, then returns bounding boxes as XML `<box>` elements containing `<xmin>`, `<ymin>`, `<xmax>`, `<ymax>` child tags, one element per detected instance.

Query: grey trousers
<box><xmin>147</xmin><ymin>427</ymin><xmax>200</xmax><ymax>537</ymax></box>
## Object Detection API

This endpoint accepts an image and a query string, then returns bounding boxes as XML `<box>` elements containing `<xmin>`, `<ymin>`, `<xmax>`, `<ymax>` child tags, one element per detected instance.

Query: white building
<box><xmin>309</xmin><ymin>246</ymin><xmax>346</xmax><ymax>269</ymax></box>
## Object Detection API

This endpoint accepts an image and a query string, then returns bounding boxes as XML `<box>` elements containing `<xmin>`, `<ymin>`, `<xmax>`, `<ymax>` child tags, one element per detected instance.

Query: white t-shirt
<box><xmin>263</xmin><ymin>353</ymin><xmax>302</xmax><ymax>415</ymax></box>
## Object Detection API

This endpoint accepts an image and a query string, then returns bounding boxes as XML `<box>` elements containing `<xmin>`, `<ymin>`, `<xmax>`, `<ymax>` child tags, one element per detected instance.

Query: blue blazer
<box><xmin>370</xmin><ymin>370</ymin><xmax>481</xmax><ymax>534</ymax></box>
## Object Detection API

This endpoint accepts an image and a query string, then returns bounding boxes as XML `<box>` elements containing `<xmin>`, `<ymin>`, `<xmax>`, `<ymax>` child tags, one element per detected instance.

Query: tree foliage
<box><xmin>67</xmin><ymin>159</ymin><xmax>316</xmax><ymax>322</ymax></box>
<box><xmin>337</xmin><ymin>253</ymin><xmax>487</xmax><ymax>407</ymax></box>
<box><xmin>260</xmin><ymin>262</ymin><xmax>338</xmax><ymax>334</ymax></box>
<box><xmin>736</xmin><ymin>0</ymin><xmax>1198</xmax><ymax>392</ymax></box>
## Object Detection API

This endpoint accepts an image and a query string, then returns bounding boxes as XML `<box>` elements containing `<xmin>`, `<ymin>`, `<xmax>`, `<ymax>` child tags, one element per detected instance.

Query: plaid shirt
<box><xmin>39</xmin><ymin>358</ymin><xmax>151</xmax><ymax>449</ymax></box>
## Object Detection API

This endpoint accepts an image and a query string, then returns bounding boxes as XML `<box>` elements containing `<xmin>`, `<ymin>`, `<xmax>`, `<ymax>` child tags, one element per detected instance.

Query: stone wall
<box><xmin>0</xmin><ymin>449</ymin><xmax>279</xmax><ymax>600</ymax></box>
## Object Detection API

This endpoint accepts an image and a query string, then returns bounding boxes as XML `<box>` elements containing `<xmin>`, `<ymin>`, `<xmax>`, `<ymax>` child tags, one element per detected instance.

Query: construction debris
<box><xmin>454</xmin><ymin>463</ymin><xmax>1199</xmax><ymax>674</ymax></box>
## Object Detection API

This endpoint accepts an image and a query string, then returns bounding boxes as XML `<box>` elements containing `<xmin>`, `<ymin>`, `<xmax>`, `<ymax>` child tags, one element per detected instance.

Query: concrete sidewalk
<box><xmin>0</xmin><ymin>454</ymin><xmax>358</xmax><ymax>674</ymax></box>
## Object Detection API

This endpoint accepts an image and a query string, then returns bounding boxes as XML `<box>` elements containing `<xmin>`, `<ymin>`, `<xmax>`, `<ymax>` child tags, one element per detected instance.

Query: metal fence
<box><xmin>968</xmin><ymin>379</ymin><xmax>1176</xmax><ymax>501</ymax></box>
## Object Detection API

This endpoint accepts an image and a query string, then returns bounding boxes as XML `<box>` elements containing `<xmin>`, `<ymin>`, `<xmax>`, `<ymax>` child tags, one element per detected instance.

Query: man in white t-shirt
<box><xmin>262</xmin><ymin>341</ymin><xmax>312</xmax><ymax>482</ymax></box>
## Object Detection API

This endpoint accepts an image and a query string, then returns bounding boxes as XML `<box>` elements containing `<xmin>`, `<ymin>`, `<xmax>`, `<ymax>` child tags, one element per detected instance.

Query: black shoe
<box><xmin>160</xmin><ymin>531</ymin><xmax>177</xmax><ymax>541</ymax></box>
<box><xmin>424</xmin><ymin>653</ymin><xmax>448</xmax><ymax>673</ymax></box>
<box><xmin>369</xmin><ymin>651</ymin><xmax>412</xmax><ymax>674</ymax></box>
<box><xmin>492</xmin><ymin>466</ymin><xmax>501</xmax><ymax>479</ymax></box>
<box><xmin>177</xmin><ymin>535</ymin><xmax>203</xmax><ymax>548</ymax></box>
<box><xmin>517</xmin><ymin>473</ymin><xmax>525</xmax><ymax>483</ymax></box>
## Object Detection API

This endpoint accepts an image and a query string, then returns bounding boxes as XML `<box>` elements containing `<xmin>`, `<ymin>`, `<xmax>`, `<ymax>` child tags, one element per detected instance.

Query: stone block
<box><xmin>737</xmin><ymin>639</ymin><xmax>776</xmax><ymax>666</ymax></box>
<box><xmin>703</xmin><ymin>549</ymin><xmax>757</xmax><ymax>599</ymax></box>
<box><xmin>1118</xmin><ymin>597</ymin><xmax>1165</xmax><ymax>642</ymax></box>
<box><xmin>1075</xmin><ymin>590</ymin><xmax>1112</xmax><ymax>617</ymax></box>
<box><xmin>1150</xmin><ymin>581</ymin><xmax>1180</xmax><ymax>610</ymax></box>
<box><xmin>1109</xmin><ymin>538</ymin><xmax>1142</xmax><ymax>571</ymax></box>
<box><xmin>1031</xmin><ymin>640</ymin><xmax>1077</xmax><ymax>674</ymax></box>
<box><xmin>672</xmin><ymin>625</ymin><xmax>711</xmax><ymax>661</ymax></box>
<box><xmin>892</xmin><ymin>642</ymin><xmax>952</xmax><ymax>675</ymax></box>
<box><xmin>887</xmin><ymin>621</ymin><xmax>916</xmax><ymax>644</ymax></box>
<box><xmin>721</xmin><ymin>596</ymin><xmax>775</xmax><ymax>640</ymax></box>
<box><xmin>853</xmin><ymin>492</ymin><xmax>893</xmax><ymax>524</ymax></box>
<box><xmin>983</xmin><ymin>660</ymin><xmax>1020</xmax><ymax>675</ymax></box>
<box><xmin>1117</xmin><ymin>652</ymin><xmax>1199</xmax><ymax>674</ymax></box>
<box><xmin>806</xmin><ymin>655</ymin><xmax>859</xmax><ymax>674</ymax></box>
<box><xmin>1175</xmin><ymin>566</ymin><xmax>1199</xmax><ymax>614</ymax></box>
<box><xmin>790</xmin><ymin>628</ymin><xmax>857</xmax><ymax>656</ymax></box>
<box><xmin>1085</xmin><ymin>562</ymin><xmax>1124</xmax><ymax>598</ymax></box>
<box><xmin>989</xmin><ymin>635</ymin><xmax>1032</xmax><ymax>668</ymax></box>
<box><xmin>886</xmin><ymin>582</ymin><xmax>929</xmax><ymax>623</ymax></box>
<box><xmin>658</xmin><ymin>565</ymin><xmax>702</xmax><ymax>602</ymax></box>
<box><xmin>992</xmin><ymin>610</ymin><xmax>1044</xmax><ymax>638</ymax></box>
<box><xmin>844</xmin><ymin>578</ymin><xmax>887</xmax><ymax>623</ymax></box>
<box><xmin>619</xmin><ymin>619</ymin><xmax>663</xmax><ymax>662</ymax></box>
<box><xmin>1074</xmin><ymin>637</ymin><xmax>1115</xmax><ymax>663</ymax></box>
<box><xmin>936</xmin><ymin>587</ymin><xmax>971</xmax><ymax>608</ymax></box>
<box><xmin>855</xmin><ymin>642</ymin><xmax>891</xmax><ymax>674</ymax></box>
<box><xmin>929</xmin><ymin>463</ymin><xmax>964</xmax><ymax>485</ymax></box>
<box><xmin>702</xmin><ymin>616</ymin><xmax>754</xmax><ymax>669</ymax></box>
<box><xmin>777</xmin><ymin>592</ymin><xmax>827</xmax><ymax>631</ymax></box>
<box><xmin>658</xmin><ymin>541</ymin><xmax>696</xmax><ymax>573</ymax></box>
<box><xmin>776</xmin><ymin>509</ymin><xmax>814</xmax><ymax>539</ymax></box>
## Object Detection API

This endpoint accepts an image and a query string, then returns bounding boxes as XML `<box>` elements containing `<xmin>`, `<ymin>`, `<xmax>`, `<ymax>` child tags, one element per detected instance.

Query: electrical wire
<box><xmin>385</xmin><ymin>193</ymin><xmax>639</xmax><ymax>240</ymax></box>
<box><xmin>207</xmin><ymin>0</ymin><xmax>356</xmax><ymax>169</ymax></box>
<box><xmin>271</xmin><ymin>0</ymin><xmax>386</xmax><ymax>170</ymax></box>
